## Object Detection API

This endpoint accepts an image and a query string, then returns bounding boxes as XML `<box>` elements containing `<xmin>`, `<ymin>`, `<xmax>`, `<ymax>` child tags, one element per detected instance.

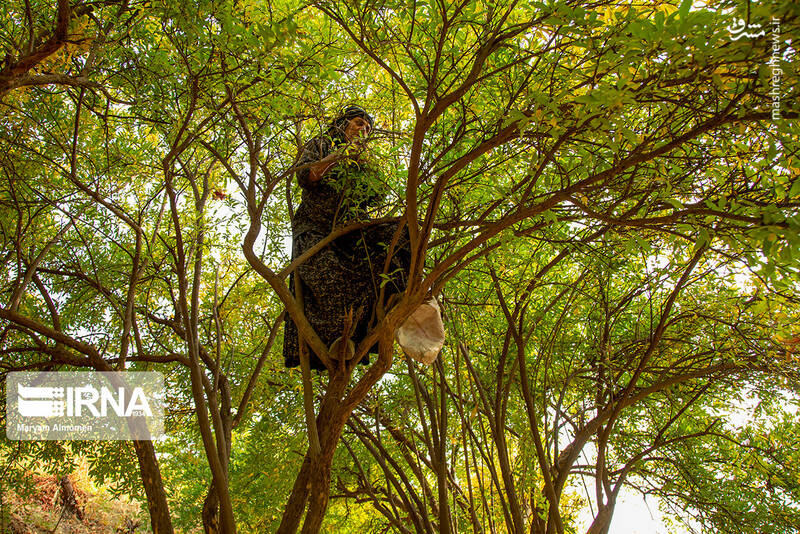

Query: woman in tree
<box><xmin>283</xmin><ymin>105</ymin><xmax>416</xmax><ymax>370</ymax></box>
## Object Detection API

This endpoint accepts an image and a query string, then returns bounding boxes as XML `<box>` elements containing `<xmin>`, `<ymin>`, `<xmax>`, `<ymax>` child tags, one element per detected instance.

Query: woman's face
<box><xmin>343</xmin><ymin>116</ymin><xmax>371</xmax><ymax>142</ymax></box>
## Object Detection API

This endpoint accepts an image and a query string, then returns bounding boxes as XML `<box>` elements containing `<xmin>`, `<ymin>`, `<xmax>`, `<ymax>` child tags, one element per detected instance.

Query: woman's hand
<box><xmin>307</xmin><ymin>151</ymin><xmax>341</xmax><ymax>182</ymax></box>
<box><xmin>307</xmin><ymin>139</ymin><xmax>372</xmax><ymax>182</ymax></box>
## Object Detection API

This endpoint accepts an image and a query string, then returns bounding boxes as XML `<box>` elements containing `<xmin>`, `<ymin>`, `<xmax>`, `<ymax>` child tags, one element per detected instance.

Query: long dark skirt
<box><xmin>282</xmin><ymin>222</ymin><xmax>411</xmax><ymax>370</ymax></box>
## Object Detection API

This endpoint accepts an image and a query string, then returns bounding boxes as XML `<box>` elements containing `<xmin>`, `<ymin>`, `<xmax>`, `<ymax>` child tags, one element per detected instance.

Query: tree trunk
<box><xmin>530</xmin><ymin>512</ymin><xmax>546</xmax><ymax>534</ymax></box>
<box><xmin>586</xmin><ymin>505</ymin><xmax>613</xmax><ymax>534</ymax></box>
<box><xmin>202</xmin><ymin>396</ymin><xmax>233</xmax><ymax>534</ymax></box>
<box><xmin>58</xmin><ymin>476</ymin><xmax>83</xmax><ymax>520</ymax></box>
<box><xmin>133</xmin><ymin>440</ymin><xmax>174</xmax><ymax>534</ymax></box>
<box><xmin>277</xmin><ymin>454</ymin><xmax>314</xmax><ymax>534</ymax></box>
<box><xmin>203</xmin><ymin>480</ymin><xmax>221</xmax><ymax>534</ymax></box>
<box><xmin>278</xmin><ymin>369</ymin><xmax>349</xmax><ymax>534</ymax></box>
<box><xmin>279</xmin><ymin>333</ymin><xmax>395</xmax><ymax>533</ymax></box>
<box><xmin>299</xmin><ymin>449</ymin><xmax>335</xmax><ymax>534</ymax></box>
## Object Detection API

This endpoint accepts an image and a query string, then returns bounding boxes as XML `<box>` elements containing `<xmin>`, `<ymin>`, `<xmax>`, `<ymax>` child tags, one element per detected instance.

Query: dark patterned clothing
<box><xmin>283</xmin><ymin>135</ymin><xmax>410</xmax><ymax>370</ymax></box>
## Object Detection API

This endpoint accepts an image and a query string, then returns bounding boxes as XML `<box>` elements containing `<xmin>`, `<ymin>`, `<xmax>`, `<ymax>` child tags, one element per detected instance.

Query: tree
<box><xmin>1</xmin><ymin>0</ymin><xmax>798</xmax><ymax>533</ymax></box>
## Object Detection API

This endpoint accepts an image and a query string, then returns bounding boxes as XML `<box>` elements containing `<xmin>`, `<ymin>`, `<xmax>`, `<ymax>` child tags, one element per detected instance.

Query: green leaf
<box><xmin>666</xmin><ymin>198</ymin><xmax>685</xmax><ymax>210</ymax></box>
<box><xmin>678</xmin><ymin>0</ymin><xmax>692</xmax><ymax>21</ymax></box>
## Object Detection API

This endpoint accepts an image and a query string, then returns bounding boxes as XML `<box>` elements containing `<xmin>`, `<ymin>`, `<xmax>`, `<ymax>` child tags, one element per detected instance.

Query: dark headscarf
<box><xmin>326</xmin><ymin>105</ymin><xmax>374</xmax><ymax>141</ymax></box>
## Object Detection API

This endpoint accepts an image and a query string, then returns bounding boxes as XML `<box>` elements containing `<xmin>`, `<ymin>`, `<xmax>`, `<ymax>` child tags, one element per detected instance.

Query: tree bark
<box><xmin>58</xmin><ymin>476</ymin><xmax>83</xmax><ymax>520</ymax></box>
<box><xmin>0</xmin><ymin>0</ymin><xmax>71</xmax><ymax>95</ymax></box>
<box><xmin>279</xmin><ymin>331</ymin><xmax>396</xmax><ymax>533</ymax></box>
<box><xmin>132</xmin><ymin>440</ymin><xmax>174</xmax><ymax>534</ymax></box>
<box><xmin>278</xmin><ymin>368</ymin><xmax>349</xmax><ymax>533</ymax></box>
<box><xmin>586</xmin><ymin>506</ymin><xmax>613</xmax><ymax>534</ymax></box>
<box><xmin>202</xmin><ymin>480</ymin><xmax>221</xmax><ymax>534</ymax></box>
<box><xmin>202</xmin><ymin>383</ymin><xmax>234</xmax><ymax>534</ymax></box>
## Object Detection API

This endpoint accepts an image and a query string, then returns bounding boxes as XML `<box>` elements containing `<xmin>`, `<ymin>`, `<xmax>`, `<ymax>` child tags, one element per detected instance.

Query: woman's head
<box><xmin>328</xmin><ymin>105</ymin><xmax>374</xmax><ymax>142</ymax></box>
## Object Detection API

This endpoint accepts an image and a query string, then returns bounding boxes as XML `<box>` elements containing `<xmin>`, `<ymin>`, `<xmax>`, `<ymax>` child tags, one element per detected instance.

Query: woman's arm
<box><xmin>307</xmin><ymin>145</ymin><xmax>370</xmax><ymax>182</ymax></box>
<box><xmin>306</xmin><ymin>151</ymin><xmax>343</xmax><ymax>183</ymax></box>
<box><xmin>297</xmin><ymin>136</ymin><xmax>369</xmax><ymax>186</ymax></box>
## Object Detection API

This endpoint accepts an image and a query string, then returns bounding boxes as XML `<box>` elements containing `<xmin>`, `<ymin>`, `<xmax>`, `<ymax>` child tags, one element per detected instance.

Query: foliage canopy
<box><xmin>1</xmin><ymin>0</ymin><xmax>798</xmax><ymax>532</ymax></box>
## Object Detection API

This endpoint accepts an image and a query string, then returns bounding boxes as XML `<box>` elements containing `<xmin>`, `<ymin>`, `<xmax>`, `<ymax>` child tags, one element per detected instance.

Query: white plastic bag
<box><xmin>396</xmin><ymin>297</ymin><xmax>445</xmax><ymax>364</ymax></box>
